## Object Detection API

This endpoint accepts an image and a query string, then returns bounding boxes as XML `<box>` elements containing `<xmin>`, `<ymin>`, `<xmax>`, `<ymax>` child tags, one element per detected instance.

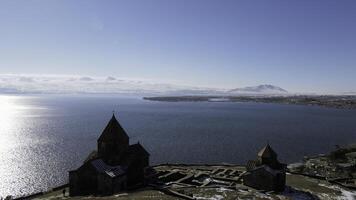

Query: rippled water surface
<box><xmin>0</xmin><ymin>95</ymin><xmax>356</xmax><ymax>197</ymax></box>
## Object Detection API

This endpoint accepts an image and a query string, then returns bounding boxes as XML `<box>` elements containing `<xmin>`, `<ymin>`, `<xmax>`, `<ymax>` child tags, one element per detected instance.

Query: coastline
<box><xmin>143</xmin><ymin>95</ymin><xmax>356</xmax><ymax>109</ymax></box>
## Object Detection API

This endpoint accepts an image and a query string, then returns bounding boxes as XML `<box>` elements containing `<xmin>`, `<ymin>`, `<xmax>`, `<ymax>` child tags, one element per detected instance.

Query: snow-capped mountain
<box><xmin>228</xmin><ymin>84</ymin><xmax>288</xmax><ymax>94</ymax></box>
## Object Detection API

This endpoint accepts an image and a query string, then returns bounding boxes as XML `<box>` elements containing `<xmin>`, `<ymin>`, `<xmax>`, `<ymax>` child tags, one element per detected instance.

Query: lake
<box><xmin>0</xmin><ymin>94</ymin><xmax>355</xmax><ymax>197</ymax></box>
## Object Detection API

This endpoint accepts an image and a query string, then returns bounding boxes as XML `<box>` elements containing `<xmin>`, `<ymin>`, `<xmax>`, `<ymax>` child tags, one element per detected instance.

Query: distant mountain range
<box><xmin>228</xmin><ymin>84</ymin><xmax>288</xmax><ymax>95</ymax></box>
<box><xmin>0</xmin><ymin>74</ymin><xmax>290</xmax><ymax>96</ymax></box>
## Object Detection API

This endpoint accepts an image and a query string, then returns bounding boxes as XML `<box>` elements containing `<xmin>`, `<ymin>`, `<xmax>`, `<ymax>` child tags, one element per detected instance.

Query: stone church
<box><xmin>242</xmin><ymin>144</ymin><xmax>286</xmax><ymax>192</ymax></box>
<box><xmin>69</xmin><ymin>114</ymin><xmax>150</xmax><ymax>196</ymax></box>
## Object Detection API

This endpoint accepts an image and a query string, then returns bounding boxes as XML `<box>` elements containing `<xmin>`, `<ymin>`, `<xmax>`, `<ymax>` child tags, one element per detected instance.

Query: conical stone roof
<box><xmin>97</xmin><ymin>114</ymin><xmax>129</xmax><ymax>142</ymax></box>
<box><xmin>258</xmin><ymin>144</ymin><xmax>277</xmax><ymax>159</ymax></box>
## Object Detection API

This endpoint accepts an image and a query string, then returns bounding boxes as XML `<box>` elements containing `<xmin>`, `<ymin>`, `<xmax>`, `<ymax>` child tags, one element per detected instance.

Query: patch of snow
<box><xmin>339</xmin><ymin>190</ymin><xmax>356</xmax><ymax>200</ymax></box>
<box><xmin>216</xmin><ymin>187</ymin><xmax>234</xmax><ymax>192</ymax></box>
<box><xmin>318</xmin><ymin>183</ymin><xmax>356</xmax><ymax>200</ymax></box>
<box><xmin>113</xmin><ymin>193</ymin><xmax>128</xmax><ymax>197</ymax></box>
<box><xmin>194</xmin><ymin>194</ymin><xmax>224</xmax><ymax>200</ymax></box>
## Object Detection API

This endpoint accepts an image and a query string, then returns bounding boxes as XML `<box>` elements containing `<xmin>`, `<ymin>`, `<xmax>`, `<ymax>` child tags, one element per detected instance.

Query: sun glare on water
<box><xmin>0</xmin><ymin>96</ymin><xmax>17</xmax><ymax>129</ymax></box>
<box><xmin>0</xmin><ymin>96</ymin><xmax>17</xmax><ymax>153</ymax></box>
<box><xmin>0</xmin><ymin>95</ymin><xmax>31</xmax><ymax>152</ymax></box>
<box><xmin>0</xmin><ymin>95</ymin><xmax>43</xmax><ymax>197</ymax></box>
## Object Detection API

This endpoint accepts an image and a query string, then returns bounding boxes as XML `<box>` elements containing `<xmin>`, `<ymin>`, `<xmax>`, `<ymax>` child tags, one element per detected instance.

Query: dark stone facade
<box><xmin>243</xmin><ymin>144</ymin><xmax>286</xmax><ymax>192</ymax></box>
<box><xmin>69</xmin><ymin>114</ymin><xmax>149</xmax><ymax>196</ymax></box>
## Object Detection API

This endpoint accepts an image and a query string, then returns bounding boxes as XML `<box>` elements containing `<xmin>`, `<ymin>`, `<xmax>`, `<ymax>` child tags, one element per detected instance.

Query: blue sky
<box><xmin>0</xmin><ymin>0</ymin><xmax>356</xmax><ymax>93</ymax></box>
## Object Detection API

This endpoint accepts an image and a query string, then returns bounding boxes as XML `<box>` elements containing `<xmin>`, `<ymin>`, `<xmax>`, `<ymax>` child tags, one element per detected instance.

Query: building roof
<box><xmin>128</xmin><ymin>143</ymin><xmax>150</xmax><ymax>157</ymax></box>
<box><xmin>97</xmin><ymin>114</ymin><xmax>129</xmax><ymax>142</ymax></box>
<box><xmin>84</xmin><ymin>150</ymin><xmax>99</xmax><ymax>163</ymax></box>
<box><xmin>248</xmin><ymin>165</ymin><xmax>284</xmax><ymax>176</ymax></box>
<box><xmin>258</xmin><ymin>144</ymin><xmax>277</xmax><ymax>159</ymax></box>
<box><xmin>91</xmin><ymin>159</ymin><xmax>127</xmax><ymax>178</ymax></box>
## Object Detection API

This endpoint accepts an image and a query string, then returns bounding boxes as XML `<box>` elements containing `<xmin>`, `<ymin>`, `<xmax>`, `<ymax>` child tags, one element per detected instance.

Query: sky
<box><xmin>0</xmin><ymin>0</ymin><xmax>356</xmax><ymax>94</ymax></box>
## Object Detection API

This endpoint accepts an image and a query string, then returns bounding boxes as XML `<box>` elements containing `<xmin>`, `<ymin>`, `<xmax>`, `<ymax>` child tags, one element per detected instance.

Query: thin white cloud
<box><xmin>0</xmin><ymin>74</ymin><xmax>220</xmax><ymax>95</ymax></box>
<box><xmin>0</xmin><ymin>74</ymin><xmax>297</xmax><ymax>95</ymax></box>
<box><xmin>106</xmin><ymin>76</ymin><xmax>116</xmax><ymax>81</ymax></box>
<box><xmin>18</xmin><ymin>77</ymin><xmax>35</xmax><ymax>82</ymax></box>
<box><xmin>79</xmin><ymin>77</ymin><xmax>94</xmax><ymax>81</ymax></box>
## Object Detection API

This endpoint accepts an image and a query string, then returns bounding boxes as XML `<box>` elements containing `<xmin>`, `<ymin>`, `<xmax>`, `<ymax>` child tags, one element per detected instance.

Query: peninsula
<box><xmin>144</xmin><ymin>95</ymin><xmax>356</xmax><ymax>109</ymax></box>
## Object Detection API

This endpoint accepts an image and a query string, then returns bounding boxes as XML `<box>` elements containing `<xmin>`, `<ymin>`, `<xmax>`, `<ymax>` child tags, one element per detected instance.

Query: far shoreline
<box><xmin>143</xmin><ymin>95</ymin><xmax>356</xmax><ymax>110</ymax></box>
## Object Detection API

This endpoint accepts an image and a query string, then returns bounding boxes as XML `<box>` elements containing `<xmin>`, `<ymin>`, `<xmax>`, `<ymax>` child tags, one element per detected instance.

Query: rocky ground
<box><xmin>32</xmin><ymin>164</ymin><xmax>355</xmax><ymax>200</ymax></box>
<box><xmin>288</xmin><ymin>144</ymin><xmax>356</xmax><ymax>191</ymax></box>
<box><xmin>16</xmin><ymin>144</ymin><xmax>356</xmax><ymax>200</ymax></box>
